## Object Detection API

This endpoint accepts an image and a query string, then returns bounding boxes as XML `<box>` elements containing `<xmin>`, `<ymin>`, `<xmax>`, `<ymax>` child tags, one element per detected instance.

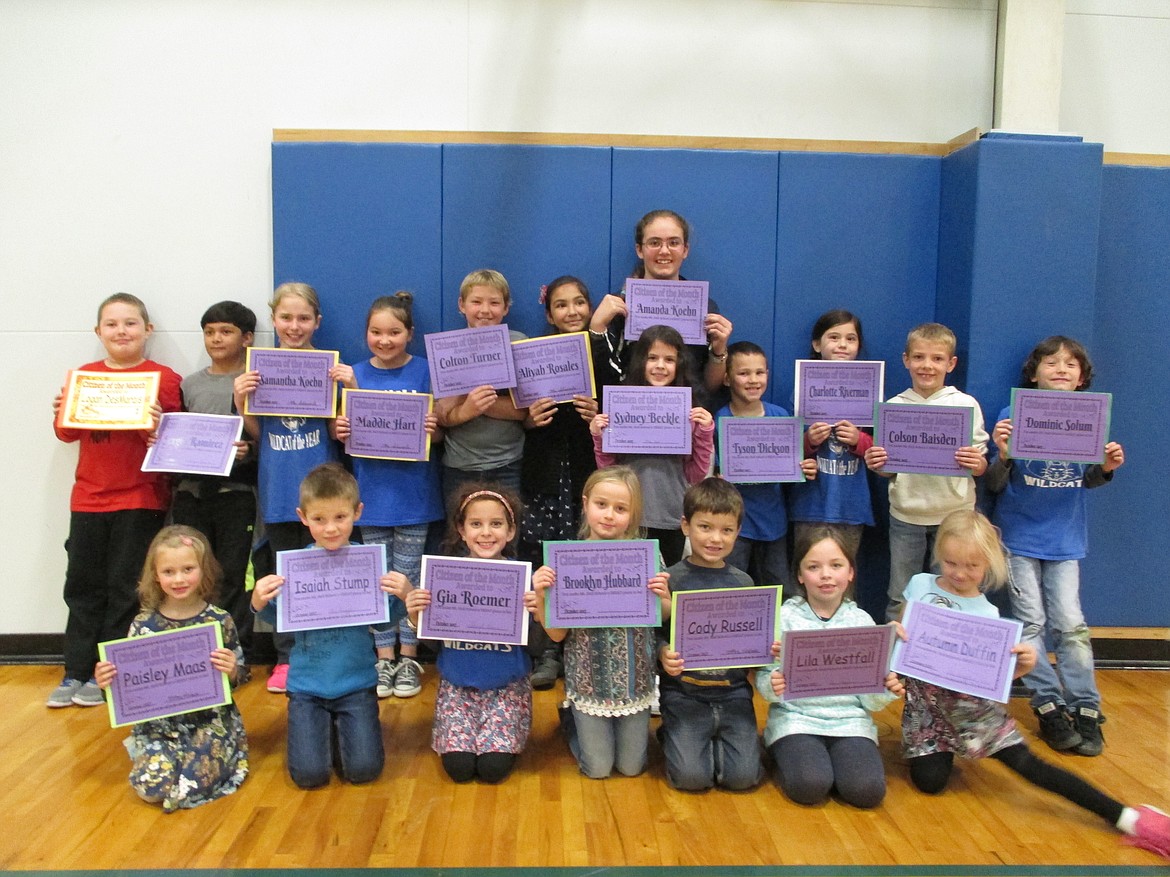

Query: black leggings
<box><xmin>441</xmin><ymin>752</ymin><xmax>517</xmax><ymax>784</ymax></box>
<box><xmin>909</xmin><ymin>744</ymin><xmax>1123</xmax><ymax>824</ymax></box>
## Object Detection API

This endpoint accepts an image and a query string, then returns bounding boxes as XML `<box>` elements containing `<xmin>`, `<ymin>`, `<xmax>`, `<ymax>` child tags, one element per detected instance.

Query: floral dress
<box><xmin>122</xmin><ymin>605</ymin><xmax>248</xmax><ymax>812</ymax></box>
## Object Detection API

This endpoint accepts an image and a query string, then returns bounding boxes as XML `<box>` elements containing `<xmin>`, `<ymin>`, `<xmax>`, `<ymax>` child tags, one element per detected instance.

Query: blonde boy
<box><xmin>435</xmin><ymin>269</ymin><xmax>528</xmax><ymax>502</ymax></box>
<box><xmin>48</xmin><ymin>293</ymin><xmax>182</xmax><ymax>708</ymax></box>
<box><xmin>864</xmin><ymin>323</ymin><xmax>988</xmax><ymax>621</ymax></box>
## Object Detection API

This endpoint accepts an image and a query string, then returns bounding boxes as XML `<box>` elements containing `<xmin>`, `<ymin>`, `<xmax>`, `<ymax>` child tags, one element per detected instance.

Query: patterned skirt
<box><xmin>432</xmin><ymin>676</ymin><xmax>533</xmax><ymax>755</ymax></box>
<box><xmin>902</xmin><ymin>678</ymin><xmax>1024</xmax><ymax>760</ymax></box>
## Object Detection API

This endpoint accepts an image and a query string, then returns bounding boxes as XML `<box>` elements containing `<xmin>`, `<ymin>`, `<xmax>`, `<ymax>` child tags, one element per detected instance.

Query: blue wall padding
<box><xmin>272</xmin><ymin>142</ymin><xmax>443</xmax><ymax>366</ymax></box>
<box><xmin>610</xmin><ymin>148</ymin><xmax>781</xmax><ymax>391</ymax></box>
<box><xmin>441</xmin><ymin>144</ymin><xmax>613</xmax><ymax>336</ymax></box>
<box><xmin>271</xmin><ymin>138</ymin><xmax>1167</xmax><ymax>627</ymax></box>
<box><xmin>1082</xmin><ymin>165</ymin><xmax>1170</xmax><ymax>625</ymax></box>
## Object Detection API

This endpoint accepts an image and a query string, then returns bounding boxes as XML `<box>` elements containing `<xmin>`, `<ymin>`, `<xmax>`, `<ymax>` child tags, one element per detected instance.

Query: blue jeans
<box><xmin>1009</xmin><ymin>555</ymin><xmax>1100</xmax><ymax>710</ymax></box>
<box><xmin>564</xmin><ymin>705</ymin><xmax>649</xmax><ymax>779</ymax></box>
<box><xmin>886</xmin><ymin>517</ymin><xmax>938</xmax><ymax>621</ymax></box>
<box><xmin>286</xmin><ymin>687</ymin><xmax>384</xmax><ymax>788</ymax></box>
<box><xmin>659</xmin><ymin>692</ymin><xmax>762</xmax><ymax>791</ymax></box>
<box><xmin>728</xmin><ymin>535</ymin><xmax>790</xmax><ymax>596</ymax></box>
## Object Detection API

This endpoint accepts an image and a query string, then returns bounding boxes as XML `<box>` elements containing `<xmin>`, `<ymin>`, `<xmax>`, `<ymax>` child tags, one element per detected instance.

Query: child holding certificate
<box><xmin>590</xmin><ymin>326</ymin><xmax>715</xmax><ymax>566</ymax></box>
<box><xmin>789</xmin><ymin>310</ymin><xmax>874</xmax><ymax>557</ymax></box>
<box><xmin>49</xmin><ymin>293</ymin><xmax>182</xmax><ymax>709</ymax></box>
<box><xmin>250</xmin><ymin>464</ymin><xmax>408</xmax><ymax>789</ymax></box>
<box><xmin>434</xmin><ymin>269</ymin><xmax>527</xmax><ymax>501</ymax></box>
<box><xmin>233</xmin><ymin>282</ymin><xmax>354</xmax><ymax>694</ymax></box>
<box><xmin>530</xmin><ymin>466</ymin><xmax>672</xmax><ymax>779</ymax></box>
<box><xmin>95</xmin><ymin>526</ymin><xmax>248</xmax><ymax>812</ymax></box>
<box><xmin>987</xmin><ymin>337</ymin><xmax>1125</xmax><ymax>756</ymax></box>
<box><xmin>656</xmin><ymin>478</ymin><xmax>763</xmax><ymax>791</ymax></box>
<box><xmin>898</xmin><ymin>509</ymin><xmax>1169</xmax><ymax>858</ymax></box>
<box><xmin>715</xmin><ymin>340</ymin><xmax>817</xmax><ymax>592</ymax></box>
<box><xmin>864</xmin><ymin>323</ymin><xmax>988</xmax><ymax>621</ymax></box>
<box><xmin>757</xmin><ymin>525</ymin><xmax>903</xmax><ymax>808</ymax></box>
<box><xmin>335</xmin><ymin>292</ymin><xmax>444</xmax><ymax>701</ymax></box>
<box><xmin>402</xmin><ymin>484</ymin><xmax>535</xmax><ymax>784</ymax></box>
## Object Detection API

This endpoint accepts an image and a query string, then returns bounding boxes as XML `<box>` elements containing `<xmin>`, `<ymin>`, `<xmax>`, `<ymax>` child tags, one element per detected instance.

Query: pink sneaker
<box><xmin>267</xmin><ymin>663</ymin><xmax>289</xmax><ymax>693</ymax></box>
<box><xmin>1125</xmin><ymin>806</ymin><xmax>1170</xmax><ymax>859</ymax></box>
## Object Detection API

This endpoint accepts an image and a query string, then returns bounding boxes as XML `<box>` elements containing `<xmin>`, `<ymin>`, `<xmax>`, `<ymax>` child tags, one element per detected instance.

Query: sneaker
<box><xmin>1072</xmin><ymin>706</ymin><xmax>1106</xmax><ymax>757</ymax></box>
<box><xmin>1034</xmin><ymin>701</ymin><xmax>1082</xmax><ymax>751</ymax></box>
<box><xmin>376</xmin><ymin>658</ymin><xmax>398</xmax><ymax>699</ymax></box>
<box><xmin>1125</xmin><ymin>805</ymin><xmax>1170</xmax><ymax>859</ymax></box>
<box><xmin>393</xmin><ymin>657</ymin><xmax>423</xmax><ymax>698</ymax></box>
<box><xmin>71</xmin><ymin>679</ymin><xmax>105</xmax><ymax>707</ymax></box>
<box><xmin>530</xmin><ymin>651</ymin><xmax>562</xmax><ymax>691</ymax></box>
<box><xmin>47</xmin><ymin>677</ymin><xmax>83</xmax><ymax>708</ymax></box>
<box><xmin>267</xmin><ymin>663</ymin><xmax>289</xmax><ymax>693</ymax></box>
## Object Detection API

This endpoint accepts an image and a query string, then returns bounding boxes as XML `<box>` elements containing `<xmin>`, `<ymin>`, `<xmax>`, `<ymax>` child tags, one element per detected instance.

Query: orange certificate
<box><xmin>57</xmin><ymin>369</ymin><xmax>161</xmax><ymax>430</ymax></box>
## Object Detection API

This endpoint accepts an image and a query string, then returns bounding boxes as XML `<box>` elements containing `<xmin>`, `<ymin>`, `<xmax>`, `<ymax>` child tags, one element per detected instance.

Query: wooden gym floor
<box><xmin>1</xmin><ymin>663</ymin><xmax>1167</xmax><ymax>877</ymax></box>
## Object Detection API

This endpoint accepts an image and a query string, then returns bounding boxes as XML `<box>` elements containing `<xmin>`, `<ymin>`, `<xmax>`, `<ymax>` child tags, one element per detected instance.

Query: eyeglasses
<box><xmin>641</xmin><ymin>237</ymin><xmax>685</xmax><ymax>251</ymax></box>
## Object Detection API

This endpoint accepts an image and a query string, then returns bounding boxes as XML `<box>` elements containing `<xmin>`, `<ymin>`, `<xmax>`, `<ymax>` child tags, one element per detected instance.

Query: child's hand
<box><xmin>659</xmin><ymin>644</ymin><xmax>684</xmax><ymax>677</ymax></box>
<box><xmin>424</xmin><ymin>412</ymin><xmax>441</xmax><ymax>437</ymax></box>
<box><xmin>524</xmin><ymin>590</ymin><xmax>546</xmax><ymax>625</ymax></box>
<box><xmin>147</xmin><ymin>401</ymin><xmax>164</xmax><ymax>434</ymax></box>
<box><xmin>648</xmin><ymin>572</ymin><xmax>671</xmax><ymax>601</ymax></box>
<box><xmin>381</xmin><ymin>571</ymin><xmax>411</xmax><ymax>601</ymax></box>
<box><xmin>704</xmin><ymin>313</ymin><xmax>732</xmax><ymax>355</ymax></box>
<box><xmin>689</xmin><ymin>407</ymin><xmax>713</xmax><ymax>429</ymax></box>
<box><xmin>251</xmin><ymin>574</ymin><xmax>284</xmax><ymax>611</ymax></box>
<box><xmin>1103</xmin><ymin>441</ymin><xmax>1125</xmax><ymax>473</ymax></box>
<box><xmin>769</xmin><ymin>668</ymin><xmax>787</xmax><ymax>697</ymax></box>
<box><xmin>955</xmin><ymin>445</ymin><xmax>987</xmax><ymax>475</ymax></box>
<box><xmin>864</xmin><ymin>445</ymin><xmax>887</xmax><ymax>472</ymax></box>
<box><xmin>95</xmin><ymin>660</ymin><xmax>116</xmax><ymax>688</ymax></box>
<box><xmin>464</xmin><ymin>385</ymin><xmax>498</xmax><ymax>417</ymax></box>
<box><xmin>233</xmin><ymin>440</ymin><xmax>250</xmax><ymax>461</ymax></box>
<box><xmin>526</xmin><ymin>397</ymin><xmax>557</xmax><ymax>429</ymax></box>
<box><xmin>233</xmin><ymin>370</ymin><xmax>260</xmax><ymax>400</ymax></box>
<box><xmin>330</xmin><ymin>362</ymin><xmax>357</xmax><ymax>389</ymax></box>
<box><xmin>884</xmin><ymin>671</ymin><xmax>905</xmax><ymax>697</ymax></box>
<box><xmin>770</xmin><ymin>639</ymin><xmax>782</xmax><ymax>660</ymax></box>
<box><xmin>532</xmin><ymin>565</ymin><xmax>555</xmax><ymax>593</ymax></box>
<box><xmin>834</xmin><ymin>420</ymin><xmax>860</xmax><ymax>447</ymax></box>
<box><xmin>52</xmin><ymin>389</ymin><xmax>65</xmax><ymax>418</ymax></box>
<box><xmin>572</xmin><ymin>394</ymin><xmax>598</xmax><ymax>423</ymax></box>
<box><xmin>1011</xmin><ymin>642</ymin><xmax>1038</xmax><ymax>678</ymax></box>
<box><xmin>800</xmin><ymin>457</ymin><xmax>818</xmax><ymax>481</ymax></box>
<box><xmin>334</xmin><ymin>415</ymin><xmax>351</xmax><ymax>442</ymax></box>
<box><xmin>992</xmin><ymin>418</ymin><xmax>1013</xmax><ymax>460</ymax></box>
<box><xmin>806</xmin><ymin>421</ymin><xmax>832</xmax><ymax>447</ymax></box>
<box><xmin>405</xmin><ymin>588</ymin><xmax>431</xmax><ymax>617</ymax></box>
<box><xmin>589</xmin><ymin>412</ymin><xmax>609</xmax><ymax>436</ymax></box>
<box><xmin>589</xmin><ymin>294</ymin><xmax>628</xmax><ymax>332</ymax></box>
<box><xmin>209</xmin><ymin>647</ymin><xmax>237</xmax><ymax>678</ymax></box>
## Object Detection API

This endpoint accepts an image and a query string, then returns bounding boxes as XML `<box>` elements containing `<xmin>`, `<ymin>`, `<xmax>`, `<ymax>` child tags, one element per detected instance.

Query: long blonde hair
<box><xmin>138</xmin><ymin>525</ymin><xmax>222</xmax><ymax>611</ymax></box>
<box><xmin>933</xmin><ymin>509</ymin><xmax>1009</xmax><ymax>591</ymax></box>
<box><xmin>578</xmin><ymin>465</ymin><xmax>643</xmax><ymax>540</ymax></box>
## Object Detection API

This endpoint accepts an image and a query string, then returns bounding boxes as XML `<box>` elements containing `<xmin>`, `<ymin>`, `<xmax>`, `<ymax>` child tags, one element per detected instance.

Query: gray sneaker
<box><xmin>375</xmin><ymin>658</ymin><xmax>398</xmax><ymax>699</ymax></box>
<box><xmin>393</xmin><ymin>657</ymin><xmax>423</xmax><ymax>698</ymax></box>
<box><xmin>47</xmin><ymin>677</ymin><xmax>83</xmax><ymax>708</ymax></box>
<box><xmin>71</xmin><ymin>679</ymin><xmax>105</xmax><ymax>707</ymax></box>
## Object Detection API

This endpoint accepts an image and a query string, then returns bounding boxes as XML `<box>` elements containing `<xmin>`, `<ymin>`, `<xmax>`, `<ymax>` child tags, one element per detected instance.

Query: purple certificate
<box><xmin>794</xmin><ymin>360</ymin><xmax>884</xmax><ymax>426</ymax></box>
<box><xmin>509</xmin><ymin>332</ymin><xmax>596</xmax><ymax>408</ymax></box>
<box><xmin>275</xmin><ymin>544</ymin><xmax>389</xmax><ymax>632</ymax></box>
<box><xmin>1008</xmin><ymin>388</ymin><xmax>1112</xmax><ymax>464</ymax></box>
<box><xmin>342</xmin><ymin>389</ymin><xmax>431</xmax><ymax>462</ymax></box>
<box><xmin>718</xmin><ymin>416</ymin><xmax>804</xmax><ymax>483</ymax></box>
<box><xmin>670</xmin><ymin>586</ymin><xmax>780</xmax><ymax>670</ymax></box>
<box><xmin>141</xmin><ymin>412</ymin><xmax>244</xmax><ymax>476</ymax></box>
<box><xmin>417</xmin><ymin>556</ymin><xmax>530</xmax><ymax>645</ymax></box>
<box><xmin>245</xmin><ymin>348</ymin><xmax>339</xmax><ymax>417</ymax></box>
<box><xmin>544</xmin><ymin>540</ymin><xmax>660</xmax><ymax>628</ymax></box>
<box><xmin>780</xmin><ymin>625</ymin><xmax>895</xmax><ymax>701</ymax></box>
<box><xmin>623</xmin><ymin>279</ymin><xmax>709</xmax><ymax>345</ymax></box>
<box><xmin>601</xmin><ymin>386</ymin><xmax>692</xmax><ymax>456</ymax></box>
<box><xmin>99</xmin><ymin>622</ymin><xmax>231</xmax><ymax>727</ymax></box>
<box><xmin>424</xmin><ymin>324</ymin><xmax>517</xmax><ymax>398</ymax></box>
<box><xmin>891</xmin><ymin>600</ymin><xmax>1022</xmax><ymax>703</ymax></box>
<box><xmin>876</xmin><ymin>403</ymin><xmax>973</xmax><ymax>475</ymax></box>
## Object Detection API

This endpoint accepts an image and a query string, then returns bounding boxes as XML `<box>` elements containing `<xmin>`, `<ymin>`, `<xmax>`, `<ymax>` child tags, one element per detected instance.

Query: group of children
<box><xmin>44</xmin><ymin>207</ymin><xmax>1167</xmax><ymax>858</ymax></box>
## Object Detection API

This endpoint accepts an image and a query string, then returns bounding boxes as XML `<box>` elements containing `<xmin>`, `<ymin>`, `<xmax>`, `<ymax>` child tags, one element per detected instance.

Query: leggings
<box><xmin>909</xmin><ymin>744</ymin><xmax>1123</xmax><ymax>824</ymax></box>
